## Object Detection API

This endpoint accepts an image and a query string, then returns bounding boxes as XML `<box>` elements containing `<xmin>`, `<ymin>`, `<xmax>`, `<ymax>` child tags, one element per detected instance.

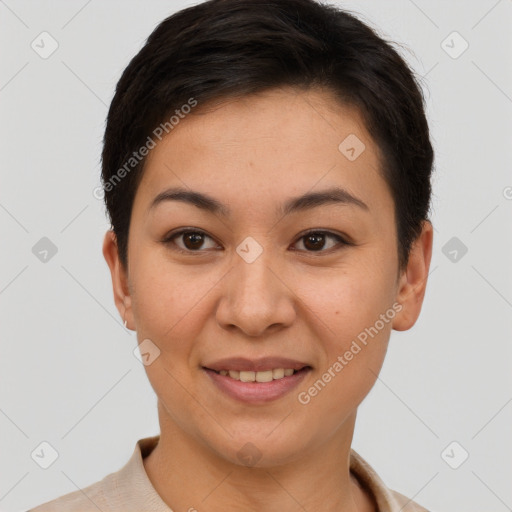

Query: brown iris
<box><xmin>182</xmin><ymin>232</ymin><xmax>205</xmax><ymax>250</ymax></box>
<box><xmin>302</xmin><ymin>233</ymin><xmax>326</xmax><ymax>251</ymax></box>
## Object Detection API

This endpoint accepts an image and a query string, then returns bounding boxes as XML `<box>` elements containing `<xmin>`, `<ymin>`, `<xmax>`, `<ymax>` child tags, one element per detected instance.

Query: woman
<box><xmin>29</xmin><ymin>0</ymin><xmax>434</xmax><ymax>510</ymax></box>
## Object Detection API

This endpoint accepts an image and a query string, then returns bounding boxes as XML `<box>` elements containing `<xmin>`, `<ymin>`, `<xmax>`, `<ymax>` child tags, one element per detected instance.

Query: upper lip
<box><xmin>203</xmin><ymin>357</ymin><xmax>311</xmax><ymax>372</ymax></box>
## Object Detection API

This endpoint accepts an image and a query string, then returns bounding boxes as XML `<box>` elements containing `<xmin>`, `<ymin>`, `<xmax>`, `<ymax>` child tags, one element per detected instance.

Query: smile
<box><xmin>214</xmin><ymin>368</ymin><xmax>300</xmax><ymax>382</ymax></box>
<box><xmin>203</xmin><ymin>366</ymin><xmax>311</xmax><ymax>403</ymax></box>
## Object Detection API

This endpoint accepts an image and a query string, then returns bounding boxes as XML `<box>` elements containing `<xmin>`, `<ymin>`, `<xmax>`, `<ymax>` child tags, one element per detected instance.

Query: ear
<box><xmin>102</xmin><ymin>230</ymin><xmax>133</xmax><ymax>330</ymax></box>
<box><xmin>392</xmin><ymin>220</ymin><xmax>434</xmax><ymax>331</ymax></box>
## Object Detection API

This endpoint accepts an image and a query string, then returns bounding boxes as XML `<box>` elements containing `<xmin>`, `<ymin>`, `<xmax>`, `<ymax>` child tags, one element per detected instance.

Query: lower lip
<box><xmin>203</xmin><ymin>367</ymin><xmax>311</xmax><ymax>404</ymax></box>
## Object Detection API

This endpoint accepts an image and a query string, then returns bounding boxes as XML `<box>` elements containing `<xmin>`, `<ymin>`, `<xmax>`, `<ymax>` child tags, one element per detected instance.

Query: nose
<box><xmin>215</xmin><ymin>246</ymin><xmax>296</xmax><ymax>338</ymax></box>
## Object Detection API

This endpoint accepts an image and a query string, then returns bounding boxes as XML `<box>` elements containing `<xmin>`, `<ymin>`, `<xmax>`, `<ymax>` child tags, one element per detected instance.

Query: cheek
<box><xmin>300</xmin><ymin>263</ymin><xmax>393</xmax><ymax>337</ymax></box>
<box><xmin>297</xmin><ymin>274</ymin><xmax>392</xmax><ymax>420</ymax></box>
<box><xmin>130</xmin><ymin>260</ymin><xmax>215</xmax><ymax>352</ymax></box>
<box><xmin>299</xmin><ymin>263</ymin><xmax>393</xmax><ymax>389</ymax></box>
<box><xmin>131</xmin><ymin>266</ymin><xmax>211</xmax><ymax>412</ymax></box>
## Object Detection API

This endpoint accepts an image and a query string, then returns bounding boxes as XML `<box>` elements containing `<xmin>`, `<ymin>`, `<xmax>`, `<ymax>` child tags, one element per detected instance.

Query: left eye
<box><xmin>292</xmin><ymin>231</ymin><xmax>347</xmax><ymax>252</ymax></box>
<box><xmin>163</xmin><ymin>229</ymin><xmax>348</xmax><ymax>254</ymax></box>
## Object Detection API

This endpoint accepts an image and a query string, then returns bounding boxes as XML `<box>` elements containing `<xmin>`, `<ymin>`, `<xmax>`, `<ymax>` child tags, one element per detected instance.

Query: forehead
<box><xmin>134</xmin><ymin>87</ymin><xmax>392</xmax><ymax>219</ymax></box>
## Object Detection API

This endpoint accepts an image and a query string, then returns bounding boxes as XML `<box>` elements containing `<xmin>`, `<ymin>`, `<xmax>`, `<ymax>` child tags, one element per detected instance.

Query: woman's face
<box><xmin>105</xmin><ymin>87</ymin><xmax>432</xmax><ymax>466</ymax></box>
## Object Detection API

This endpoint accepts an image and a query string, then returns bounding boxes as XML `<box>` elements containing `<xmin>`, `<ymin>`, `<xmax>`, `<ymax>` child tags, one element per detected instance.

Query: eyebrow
<box><xmin>149</xmin><ymin>185</ymin><xmax>369</xmax><ymax>217</ymax></box>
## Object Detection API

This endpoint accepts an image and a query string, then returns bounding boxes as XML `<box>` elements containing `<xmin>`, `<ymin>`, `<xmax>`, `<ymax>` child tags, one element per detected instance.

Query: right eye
<box><xmin>162</xmin><ymin>228</ymin><xmax>221</xmax><ymax>253</ymax></box>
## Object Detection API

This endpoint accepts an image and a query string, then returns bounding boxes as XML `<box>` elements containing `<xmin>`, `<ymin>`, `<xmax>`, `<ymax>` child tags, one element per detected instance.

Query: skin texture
<box><xmin>103</xmin><ymin>87</ymin><xmax>433</xmax><ymax>512</ymax></box>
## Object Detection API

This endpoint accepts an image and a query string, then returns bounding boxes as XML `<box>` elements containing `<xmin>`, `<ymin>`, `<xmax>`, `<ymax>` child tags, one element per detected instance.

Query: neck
<box><xmin>143</xmin><ymin>402</ymin><xmax>375</xmax><ymax>512</ymax></box>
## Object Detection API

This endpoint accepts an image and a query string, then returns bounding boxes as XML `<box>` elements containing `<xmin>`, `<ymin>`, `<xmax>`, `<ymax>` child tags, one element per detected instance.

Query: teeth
<box><xmin>217</xmin><ymin>368</ymin><xmax>301</xmax><ymax>382</ymax></box>
<box><xmin>255</xmin><ymin>370</ymin><xmax>273</xmax><ymax>383</ymax></box>
<box><xmin>272</xmin><ymin>368</ymin><xmax>284</xmax><ymax>379</ymax></box>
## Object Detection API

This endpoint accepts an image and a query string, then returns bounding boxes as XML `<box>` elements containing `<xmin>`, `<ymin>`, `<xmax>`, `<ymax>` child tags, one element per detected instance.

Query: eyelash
<box><xmin>162</xmin><ymin>228</ymin><xmax>352</xmax><ymax>255</ymax></box>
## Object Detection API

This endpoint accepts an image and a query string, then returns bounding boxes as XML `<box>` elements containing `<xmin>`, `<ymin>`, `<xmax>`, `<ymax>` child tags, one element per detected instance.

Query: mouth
<box><xmin>201</xmin><ymin>358</ymin><xmax>312</xmax><ymax>403</ymax></box>
<box><xmin>204</xmin><ymin>367</ymin><xmax>311</xmax><ymax>382</ymax></box>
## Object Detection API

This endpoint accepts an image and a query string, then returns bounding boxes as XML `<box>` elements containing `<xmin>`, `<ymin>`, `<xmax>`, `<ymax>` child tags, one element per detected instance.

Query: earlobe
<box><xmin>392</xmin><ymin>220</ymin><xmax>433</xmax><ymax>332</ymax></box>
<box><xmin>102</xmin><ymin>230</ymin><xmax>133</xmax><ymax>329</ymax></box>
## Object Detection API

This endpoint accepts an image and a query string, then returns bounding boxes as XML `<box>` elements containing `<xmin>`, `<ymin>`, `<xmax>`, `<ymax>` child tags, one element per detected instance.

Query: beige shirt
<box><xmin>28</xmin><ymin>435</ymin><xmax>430</xmax><ymax>512</ymax></box>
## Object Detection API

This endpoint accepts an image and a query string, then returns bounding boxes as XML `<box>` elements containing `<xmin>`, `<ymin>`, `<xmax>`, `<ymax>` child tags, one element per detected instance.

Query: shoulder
<box><xmin>27</xmin><ymin>436</ymin><xmax>163</xmax><ymax>512</ymax></box>
<box><xmin>349</xmin><ymin>448</ymin><xmax>432</xmax><ymax>512</ymax></box>
<box><xmin>389</xmin><ymin>489</ymin><xmax>431</xmax><ymax>512</ymax></box>
<box><xmin>27</xmin><ymin>471</ymin><xmax>119</xmax><ymax>512</ymax></box>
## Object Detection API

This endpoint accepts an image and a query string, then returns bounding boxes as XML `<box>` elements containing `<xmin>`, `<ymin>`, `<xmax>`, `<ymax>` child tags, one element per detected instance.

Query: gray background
<box><xmin>1</xmin><ymin>1</ymin><xmax>511</xmax><ymax>511</ymax></box>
